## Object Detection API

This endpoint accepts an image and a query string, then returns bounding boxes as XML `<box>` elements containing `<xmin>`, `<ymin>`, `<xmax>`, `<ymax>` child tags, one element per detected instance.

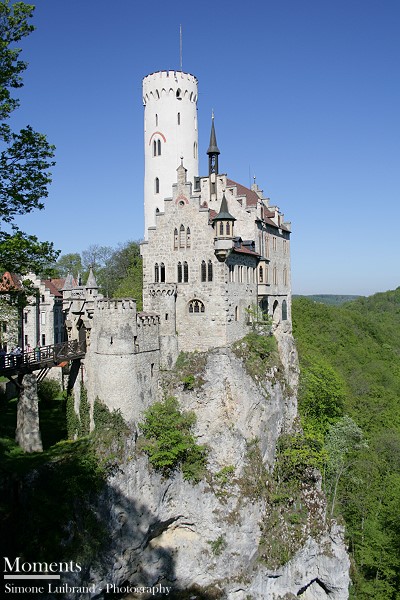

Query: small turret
<box><xmin>212</xmin><ymin>193</ymin><xmax>235</xmax><ymax>261</ymax></box>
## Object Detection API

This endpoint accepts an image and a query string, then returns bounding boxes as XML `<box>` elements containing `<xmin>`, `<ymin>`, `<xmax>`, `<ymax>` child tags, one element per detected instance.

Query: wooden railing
<box><xmin>0</xmin><ymin>340</ymin><xmax>86</xmax><ymax>374</ymax></box>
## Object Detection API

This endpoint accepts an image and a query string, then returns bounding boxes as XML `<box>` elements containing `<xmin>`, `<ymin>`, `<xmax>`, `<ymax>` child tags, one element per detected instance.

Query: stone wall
<box><xmin>85</xmin><ymin>299</ymin><xmax>160</xmax><ymax>423</ymax></box>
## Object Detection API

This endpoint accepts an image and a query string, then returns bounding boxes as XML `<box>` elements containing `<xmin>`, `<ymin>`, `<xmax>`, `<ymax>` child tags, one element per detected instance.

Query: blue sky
<box><xmin>11</xmin><ymin>0</ymin><xmax>400</xmax><ymax>295</ymax></box>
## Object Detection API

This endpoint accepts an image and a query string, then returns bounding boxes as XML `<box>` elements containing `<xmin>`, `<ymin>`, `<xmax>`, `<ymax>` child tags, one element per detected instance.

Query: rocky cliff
<box><xmin>73</xmin><ymin>330</ymin><xmax>349</xmax><ymax>599</ymax></box>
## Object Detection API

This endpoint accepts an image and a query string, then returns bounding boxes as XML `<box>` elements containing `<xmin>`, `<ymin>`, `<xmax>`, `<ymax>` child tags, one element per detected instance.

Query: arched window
<box><xmin>234</xmin><ymin>306</ymin><xmax>239</xmax><ymax>321</ymax></box>
<box><xmin>219</xmin><ymin>222</ymin><xmax>224</xmax><ymax>236</ymax></box>
<box><xmin>174</xmin><ymin>228</ymin><xmax>178</xmax><ymax>250</ymax></box>
<box><xmin>160</xmin><ymin>263</ymin><xmax>165</xmax><ymax>283</ymax></box>
<box><xmin>273</xmin><ymin>300</ymin><xmax>279</xmax><ymax>321</ymax></box>
<box><xmin>208</xmin><ymin>260</ymin><xmax>213</xmax><ymax>282</ymax></box>
<box><xmin>193</xmin><ymin>141</ymin><xmax>197</xmax><ymax>158</ymax></box>
<box><xmin>177</xmin><ymin>112</ymin><xmax>180</xmax><ymax>125</ymax></box>
<box><xmin>273</xmin><ymin>266</ymin><xmax>278</xmax><ymax>285</ymax></box>
<box><xmin>183</xmin><ymin>261</ymin><xmax>189</xmax><ymax>282</ymax></box>
<box><xmin>179</xmin><ymin>224</ymin><xmax>185</xmax><ymax>248</ymax></box>
<box><xmin>177</xmin><ymin>262</ymin><xmax>182</xmax><ymax>283</ymax></box>
<box><xmin>229</xmin><ymin>264</ymin><xmax>234</xmax><ymax>282</ymax></box>
<box><xmin>201</xmin><ymin>260</ymin><xmax>207</xmax><ymax>282</ymax></box>
<box><xmin>186</xmin><ymin>227</ymin><xmax>191</xmax><ymax>248</ymax></box>
<box><xmin>188</xmin><ymin>299</ymin><xmax>205</xmax><ymax>314</ymax></box>
<box><xmin>155</xmin><ymin>114</ymin><xmax>158</xmax><ymax>126</ymax></box>
<box><xmin>155</xmin><ymin>177</ymin><xmax>160</xmax><ymax>194</ymax></box>
<box><xmin>176</xmin><ymin>88</ymin><xmax>181</xmax><ymax>99</ymax></box>
<box><xmin>282</xmin><ymin>299</ymin><xmax>288</xmax><ymax>321</ymax></box>
<box><xmin>227</xmin><ymin>222</ymin><xmax>231</xmax><ymax>236</ymax></box>
<box><xmin>153</xmin><ymin>140</ymin><xmax>157</xmax><ymax>156</ymax></box>
<box><xmin>283</xmin><ymin>266</ymin><xmax>288</xmax><ymax>286</ymax></box>
<box><xmin>260</xmin><ymin>297</ymin><xmax>268</xmax><ymax>315</ymax></box>
<box><xmin>157</xmin><ymin>139</ymin><xmax>161</xmax><ymax>156</ymax></box>
<box><xmin>259</xmin><ymin>266</ymin><xmax>264</xmax><ymax>283</ymax></box>
<box><xmin>154</xmin><ymin>263</ymin><xmax>159</xmax><ymax>283</ymax></box>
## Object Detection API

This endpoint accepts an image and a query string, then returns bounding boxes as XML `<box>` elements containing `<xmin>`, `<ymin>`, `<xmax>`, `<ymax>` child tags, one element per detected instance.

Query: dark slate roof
<box><xmin>207</xmin><ymin>117</ymin><xmax>220</xmax><ymax>155</ymax></box>
<box><xmin>212</xmin><ymin>194</ymin><xmax>236</xmax><ymax>222</ymax></box>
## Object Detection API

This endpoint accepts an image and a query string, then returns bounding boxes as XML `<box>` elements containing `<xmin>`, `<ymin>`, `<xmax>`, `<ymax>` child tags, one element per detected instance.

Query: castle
<box><xmin>1</xmin><ymin>69</ymin><xmax>292</xmax><ymax>426</ymax></box>
<box><xmin>72</xmin><ymin>69</ymin><xmax>292</xmax><ymax>421</ymax></box>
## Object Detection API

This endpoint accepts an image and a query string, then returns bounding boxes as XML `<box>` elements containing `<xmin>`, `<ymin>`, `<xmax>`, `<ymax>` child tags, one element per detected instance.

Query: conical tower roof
<box><xmin>85</xmin><ymin>266</ymin><xmax>98</xmax><ymax>289</ymax></box>
<box><xmin>62</xmin><ymin>272</ymin><xmax>74</xmax><ymax>291</ymax></box>
<box><xmin>212</xmin><ymin>194</ymin><xmax>236</xmax><ymax>221</ymax></box>
<box><xmin>207</xmin><ymin>115</ymin><xmax>220</xmax><ymax>156</ymax></box>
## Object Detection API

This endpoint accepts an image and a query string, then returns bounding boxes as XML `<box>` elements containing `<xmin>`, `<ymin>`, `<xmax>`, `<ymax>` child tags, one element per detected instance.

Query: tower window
<box><xmin>259</xmin><ymin>266</ymin><xmax>263</xmax><ymax>283</ymax></box>
<box><xmin>157</xmin><ymin>139</ymin><xmax>161</xmax><ymax>155</ymax></box>
<box><xmin>201</xmin><ymin>260</ymin><xmax>206</xmax><ymax>282</ymax></box>
<box><xmin>155</xmin><ymin>177</ymin><xmax>160</xmax><ymax>194</ymax></box>
<box><xmin>194</xmin><ymin>141</ymin><xmax>197</xmax><ymax>158</ymax></box>
<box><xmin>282</xmin><ymin>299</ymin><xmax>288</xmax><ymax>321</ymax></box>
<box><xmin>219</xmin><ymin>222</ymin><xmax>224</xmax><ymax>236</ymax></box>
<box><xmin>229</xmin><ymin>264</ymin><xmax>234</xmax><ymax>283</ymax></box>
<box><xmin>273</xmin><ymin>266</ymin><xmax>278</xmax><ymax>285</ymax></box>
<box><xmin>154</xmin><ymin>263</ymin><xmax>159</xmax><ymax>283</ymax></box>
<box><xmin>160</xmin><ymin>263</ymin><xmax>165</xmax><ymax>283</ymax></box>
<box><xmin>179</xmin><ymin>224</ymin><xmax>185</xmax><ymax>248</ymax></box>
<box><xmin>177</xmin><ymin>262</ymin><xmax>182</xmax><ymax>283</ymax></box>
<box><xmin>208</xmin><ymin>260</ymin><xmax>213</xmax><ymax>282</ymax></box>
<box><xmin>174</xmin><ymin>228</ymin><xmax>178</xmax><ymax>250</ymax></box>
<box><xmin>186</xmin><ymin>227</ymin><xmax>191</xmax><ymax>248</ymax></box>
<box><xmin>155</xmin><ymin>114</ymin><xmax>158</xmax><ymax>126</ymax></box>
<box><xmin>188</xmin><ymin>299</ymin><xmax>205</xmax><ymax>314</ymax></box>
<box><xmin>176</xmin><ymin>88</ymin><xmax>181</xmax><ymax>99</ymax></box>
<box><xmin>235</xmin><ymin>306</ymin><xmax>239</xmax><ymax>321</ymax></box>
<box><xmin>183</xmin><ymin>261</ymin><xmax>189</xmax><ymax>283</ymax></box>
<box><xmin>177</xmin><ymin>112</ymin><xmax>180</xmax><ymax>125</ymax></box>
<box><xmin>226</xmin><ymin>221</ymin><xmax>230</xmax><ymax>236</ymax></box>
<box><xmin>153</xmin><ymin>140</ymin><xmax>157</xmax><ymax>156</ymax></box>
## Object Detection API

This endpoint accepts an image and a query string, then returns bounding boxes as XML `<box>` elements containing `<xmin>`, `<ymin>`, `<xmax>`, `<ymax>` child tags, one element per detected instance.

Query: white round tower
<box><xmin>143</xmin><ymin>70</ymin><xmax>199</xmax><ymax>236</ymax></box>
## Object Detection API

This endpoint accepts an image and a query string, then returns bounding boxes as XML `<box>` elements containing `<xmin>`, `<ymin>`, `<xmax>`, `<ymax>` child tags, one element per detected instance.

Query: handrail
<box><xmin>0</xmin><ymin>340</ymin><xmax>86</xmax><ymax>374</ymax></box>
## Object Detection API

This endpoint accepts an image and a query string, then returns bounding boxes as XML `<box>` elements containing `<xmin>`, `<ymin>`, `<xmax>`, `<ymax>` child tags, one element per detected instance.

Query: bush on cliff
<box><xmin>138</xmin><ymin>396</ymin><xmax>207</xmax><ymax>483</ymax></box>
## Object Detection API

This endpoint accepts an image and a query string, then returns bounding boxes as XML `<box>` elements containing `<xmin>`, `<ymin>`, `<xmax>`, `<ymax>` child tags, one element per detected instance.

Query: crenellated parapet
<box><xmin>142</xmin><ymin>71</ymin><xmax>198</xmax><ymax>105</ymax></box>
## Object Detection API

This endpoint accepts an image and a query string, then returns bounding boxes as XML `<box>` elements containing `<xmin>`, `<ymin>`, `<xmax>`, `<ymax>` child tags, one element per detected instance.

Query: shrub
<box><xmin>139</xmin><ymin>396</ymin><xmax>207</xmax><ymax>482</ymax></box>
<box><xmin>37</xmin><ymin>379</ymin><xmax>62</xmax><ymax>403</ymax></box>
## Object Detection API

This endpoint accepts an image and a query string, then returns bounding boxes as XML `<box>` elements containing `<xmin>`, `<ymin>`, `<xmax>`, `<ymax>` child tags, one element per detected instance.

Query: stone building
<box><xmin>140</xmin><ymin>71</ymin><xmax>292</xmax><ymax>361</ymax></box>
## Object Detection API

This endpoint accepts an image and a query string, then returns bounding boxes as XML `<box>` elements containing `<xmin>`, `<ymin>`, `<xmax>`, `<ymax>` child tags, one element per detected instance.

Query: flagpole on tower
<box><xmin>180</xmin><ymin>24</ymin><xmax>183</xmax><ymax>71</ymax></box>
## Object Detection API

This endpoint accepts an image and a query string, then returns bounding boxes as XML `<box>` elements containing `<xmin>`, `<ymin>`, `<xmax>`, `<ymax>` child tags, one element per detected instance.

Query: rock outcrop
<box><xmin>71</xmin><ymin>330</ymin><xmax>349</xmax><ymax>600</ymax></box>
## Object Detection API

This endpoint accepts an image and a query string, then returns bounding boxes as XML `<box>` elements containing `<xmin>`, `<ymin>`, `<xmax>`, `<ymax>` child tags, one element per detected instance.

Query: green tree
<box><xmin>139</xmin><ymin>396</ymin><xmax>207</xmax><ymax>482</ymax></box>
<box><xmin>325</xmin><ymin>415</ymin><xmax>367</xmax><ymax>518</ymax></box>
<box><xmin>0</xmin><ymin>0</ymin><xmax>57</xmax><ymax>274</ymax></box>
<box><xmin>54</xmin><ymin>252</ymin><xmax>83</xmax><ymax>278</ymax></box>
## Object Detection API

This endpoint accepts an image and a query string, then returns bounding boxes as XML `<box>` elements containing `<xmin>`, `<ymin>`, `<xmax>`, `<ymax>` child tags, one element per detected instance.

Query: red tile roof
<box><xmin>226</xmin><ymin>179</ymin><xmax>260</xmax><ymax>207</ymax></box>
<box><xmin>42</xmin><ymin>279</ymin><xmax>64</xmax><ymax>298</ymax></box>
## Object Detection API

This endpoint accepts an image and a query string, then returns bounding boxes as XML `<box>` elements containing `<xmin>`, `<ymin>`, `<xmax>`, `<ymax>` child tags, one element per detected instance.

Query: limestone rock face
<box><xmin>74</xmin><ymin>334</ymin><xmax>349</xmax><ymax>599</ymax></box>
<box><xmin>15</xmin><ymin>373</ymin><xmax>42</xmax><ymax>453</ymax></box>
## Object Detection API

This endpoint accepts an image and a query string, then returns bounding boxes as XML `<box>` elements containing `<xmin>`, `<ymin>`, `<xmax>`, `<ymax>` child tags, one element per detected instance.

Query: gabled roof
<box><xmin>0</xmin><ymin>272</ymin><xmax>23</xmax><ymax>292</ymax></box>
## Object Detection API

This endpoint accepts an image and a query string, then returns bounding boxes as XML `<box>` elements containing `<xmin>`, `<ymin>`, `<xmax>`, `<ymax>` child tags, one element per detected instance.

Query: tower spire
<box><xmin>207</xmin><ymin>112</ymin><xmax>220</xmax><ymax>176</ymax></box>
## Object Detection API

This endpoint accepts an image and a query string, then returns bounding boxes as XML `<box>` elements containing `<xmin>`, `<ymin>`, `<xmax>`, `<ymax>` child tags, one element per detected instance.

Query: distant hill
<box><xmin>293</xmin><ymin>294</ymin><xmax>362</xmax><ymax>306</ymax></box>
<box><xmin>292</xmin><ymin>288</ymin><xmax>400</xmax><ymax>598</ymax></box>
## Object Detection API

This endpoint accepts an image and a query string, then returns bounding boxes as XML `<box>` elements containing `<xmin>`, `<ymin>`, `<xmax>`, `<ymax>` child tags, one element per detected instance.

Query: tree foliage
<box><xmin>138</xmin><ymin>396</ymin><xmax>207</xmax><ymax>482</ymax></box>
<box><xmin>0</xmin><ymin>0</ymin><xmax>58</xmax><ymax>274</ymax></box>
<box><xmin>293</xmin><ymin>293</ymin><xmax>400</xmax><ymax>598</ymax></box>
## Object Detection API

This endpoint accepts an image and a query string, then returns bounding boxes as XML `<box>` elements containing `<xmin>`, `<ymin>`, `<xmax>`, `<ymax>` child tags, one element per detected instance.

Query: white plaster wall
<box><xmin>143</xmin><ymin>71</ymin><xmax>199</xmax><ymax>235</ymax></box>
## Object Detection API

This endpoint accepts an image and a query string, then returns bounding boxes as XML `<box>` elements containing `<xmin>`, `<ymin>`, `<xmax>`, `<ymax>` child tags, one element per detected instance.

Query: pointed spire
<box><xmin>62</xmin><ymin>272</ymin><xmax>74</xmax><ymax>291</ymax></box>
<box><xmin>212</xmin><ymin>193</ymin><xmax>235</xmax><ymax>222</ymax></box>
<box><xmin>85</xmin><ymin>266</ymin><xmax>98</xmax><ymax>289</ymax></box>
<box><xmin>207</xmin><ymin>112</ymin><xmax>220</xmax><ymax>156</ymax></box>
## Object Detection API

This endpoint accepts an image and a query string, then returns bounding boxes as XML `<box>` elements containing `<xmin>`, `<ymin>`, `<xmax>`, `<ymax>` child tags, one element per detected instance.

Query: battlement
<box><xmin>143</xmin><ymin>70</ymin><xmax>198</xmax><ymax>105</ymax></box>
<box><xmin>137</xmin><ymin>312</ymin><xmax>160</xmax><ymax>326</ymax></box>
<box><xmin>95</xmin><ymin>298</ymin><xmax>137</xmax><ymax>313</ymax></box>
